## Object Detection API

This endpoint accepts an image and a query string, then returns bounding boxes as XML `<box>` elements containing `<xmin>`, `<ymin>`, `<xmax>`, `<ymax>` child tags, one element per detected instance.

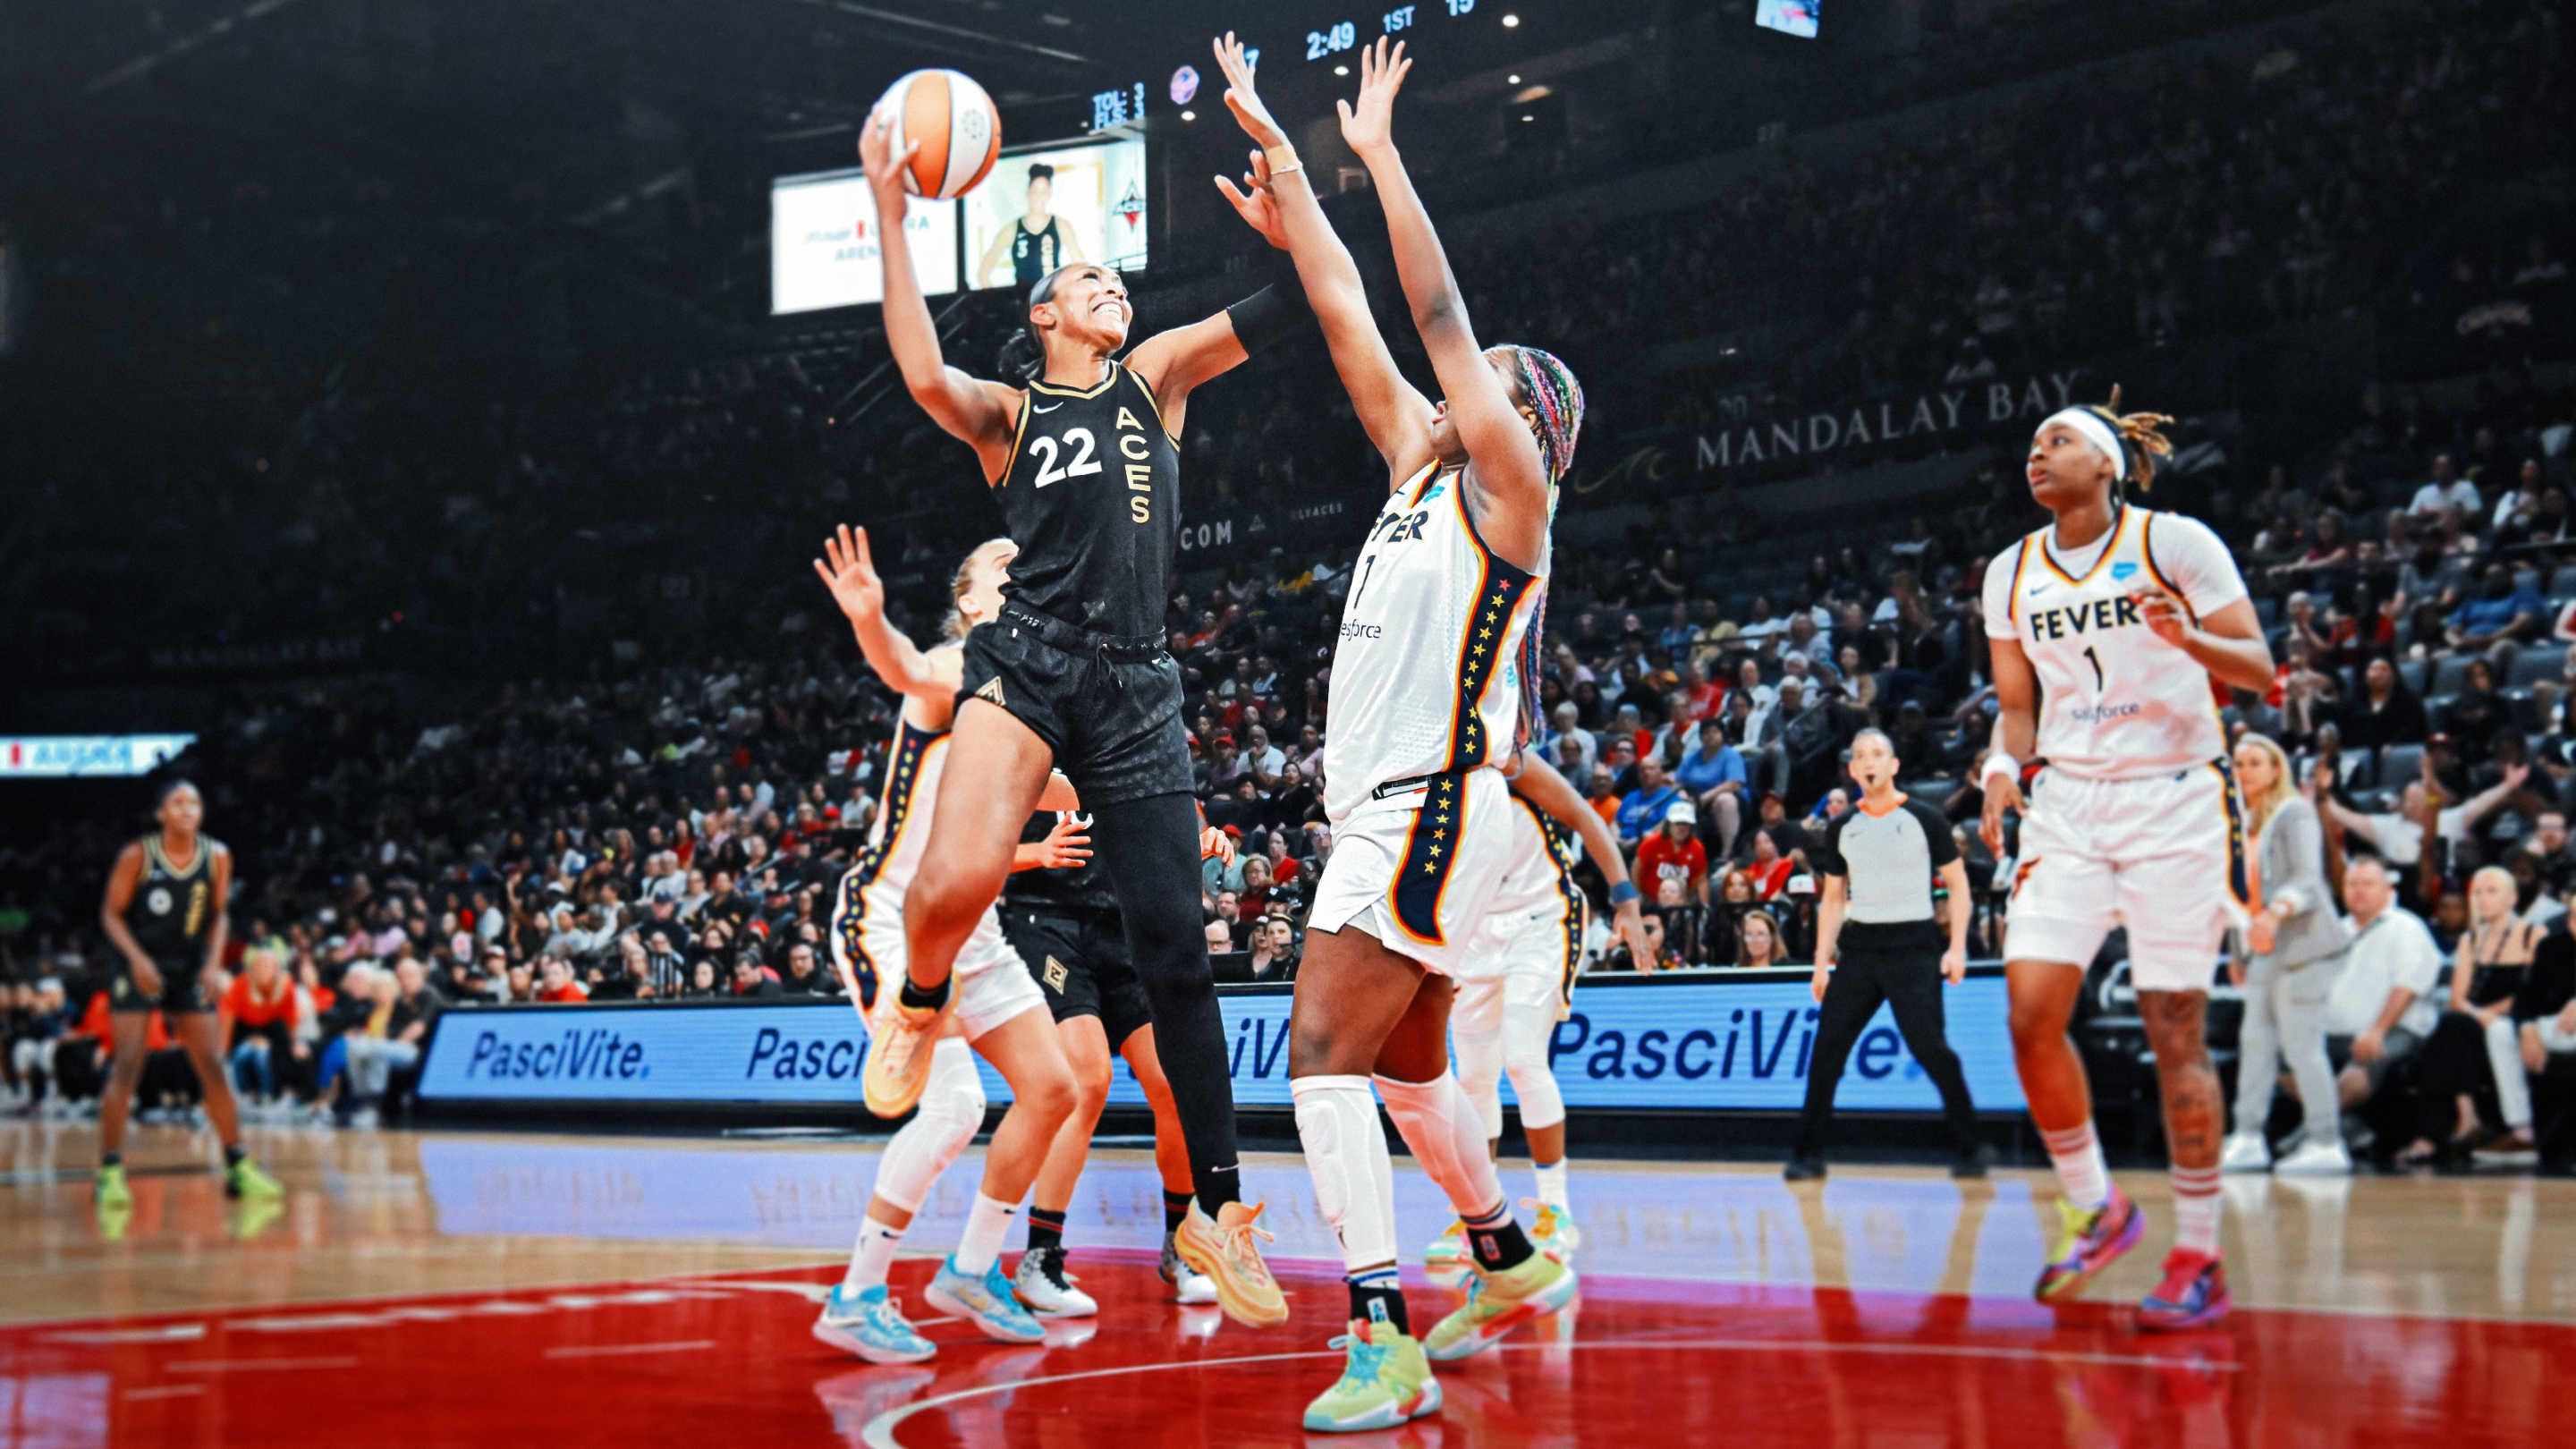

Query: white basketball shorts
<box><xmin>2003</xmin><ymin>758</ymin><xmax>2252</xmax><ymax>993</ymax></box>
<box><xmin>830</xmin><ymin>879</ymin><xmax>1046</xmax><ymax>1042</ymax></box>
<box><xmin>1309</xmin><ymin>767</ymin><xmax>1551</xmax><ymax>981</ymax></box>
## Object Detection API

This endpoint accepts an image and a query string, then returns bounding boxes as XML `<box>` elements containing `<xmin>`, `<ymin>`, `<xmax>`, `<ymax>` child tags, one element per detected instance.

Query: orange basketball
<box><xmin>877</xmin><ymin>68</ymin><xmax>1002</xmax><ymax>200</ymax></box>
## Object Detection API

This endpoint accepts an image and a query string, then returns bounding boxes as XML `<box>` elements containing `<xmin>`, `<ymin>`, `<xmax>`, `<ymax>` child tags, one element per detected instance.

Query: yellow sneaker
<box><xmin>1528</xmin><ymin>1200</ymin><xmax>1582</xmax><ymax>1258</ymax></box>
<box><xmin>225</xmin><ymin>1157</ymin><xmax>284</xmax><ymax>1200</ymax></box>
<box><xmin>860</xmin><ymin>990</ymin><xmax>949</xmax><ymax>1120</ymax></box>
<box><xmin>1424</xmin><ymin>1249</ymin><xmax>1579</xmax><ymax>1361</ymax></box>
<box><xmin>1174</xmin><ymin>1200</ymin><xmax>1288</xmax><ymax>1328</ymax></box>
<box><xmin>1301</xmin><ymin>1317</ymin><xmax>1440</xmax><ymax>1433</ymax></box>
<box><xmin>94</xmin><ymin>1162</ymin><xmax>132</xmax><ymax>1211</ymax></box>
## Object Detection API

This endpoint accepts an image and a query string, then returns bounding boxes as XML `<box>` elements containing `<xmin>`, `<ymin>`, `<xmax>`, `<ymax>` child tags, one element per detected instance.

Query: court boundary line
<box><xmin>858</xmin><ymin>1336</ymin><xmax>2250</xmax><ymax>1448</ymax></box>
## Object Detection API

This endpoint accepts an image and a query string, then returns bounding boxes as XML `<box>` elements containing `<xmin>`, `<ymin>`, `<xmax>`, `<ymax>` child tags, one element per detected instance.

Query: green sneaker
<box><xmin>1528</xmin><ymin>1200</ymin><xmax>1583</xmax><ymax>1258</ymax></box>
<box><xmin>1301</xmin><ymin>1318</ymin><xmax>1441</xmax><ymax>1433</ymax></box>
<box><xmin>1424</xmin><ymin>1248</ymin><xmax>1579</xmax><ymax>1361</ymax></box>
<box><xmin>225</xmin><ymin>1157</ymin><xmax>284</xmax><ymax>1200</ymax></box>
<box><xmin>95</xmin><ymin>1163</ymin><xmax>132</xmax><ymax>1211</ymax></box>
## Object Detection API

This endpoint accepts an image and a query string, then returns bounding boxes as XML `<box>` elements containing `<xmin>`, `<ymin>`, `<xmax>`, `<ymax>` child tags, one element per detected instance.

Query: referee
<box><xmin>1785</xmin><ymin>729</ymin><xmax>1991</xmax><ymax>1180</ymax></box>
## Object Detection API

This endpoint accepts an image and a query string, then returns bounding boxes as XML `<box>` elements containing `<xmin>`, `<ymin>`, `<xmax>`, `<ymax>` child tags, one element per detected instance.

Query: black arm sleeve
<box><xmin>1224</xmin><ymin>250</ymin><xmax>1314</xmax><ymax>355</ymax></box>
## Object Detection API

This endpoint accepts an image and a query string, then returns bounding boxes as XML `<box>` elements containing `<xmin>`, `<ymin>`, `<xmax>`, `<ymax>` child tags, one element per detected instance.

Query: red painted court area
<box><xmin>5</xmin><ymin>1255</ymin><xmax>2563</xmax><ymax>1448</ymax></box>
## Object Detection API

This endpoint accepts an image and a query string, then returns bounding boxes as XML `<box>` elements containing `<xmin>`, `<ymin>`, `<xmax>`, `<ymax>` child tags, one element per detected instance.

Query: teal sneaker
<box><xmin>1302</xmin><ymin>1316</ymin><xmax>1441</xmax><ymax>1433</ymax></box>
<box><xmin>811</xmin><ymin>1283</ymin><xmax>936</xmax><ymax>1364</ymax></box>
<box><xmin>922</xmin><ymin>1257</ymin><xmax>1045</xmax><ymax>1343</ymax></box>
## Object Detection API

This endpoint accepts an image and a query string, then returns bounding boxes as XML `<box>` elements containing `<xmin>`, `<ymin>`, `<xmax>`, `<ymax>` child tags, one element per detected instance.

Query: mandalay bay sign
<box><xmin>1694</xmin><ymin>369</ymin><xmax>2091</xmax><ymax>473</ymax></box>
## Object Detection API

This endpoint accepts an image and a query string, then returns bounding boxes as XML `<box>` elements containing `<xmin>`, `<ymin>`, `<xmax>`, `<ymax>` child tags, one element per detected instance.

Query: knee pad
<box><xmin>1292</xmin><ymin>1073</ymin><xmax>1395</xmax><ymax>1269</ymax></box>
<box><xmin>1450</xmin><ymin>1028</ymin><xmax>1505</xmax><ymax>1142</ymax></box>
<box><xmin>874</xmin><ymin>1038</ymin><xmax>985</xmax><ymax>1214</ymax></box>
<box><xmin>1501</xmin><ymin>1004</ymin><xmax>1565</xmax><ymax>1131</ymax></box>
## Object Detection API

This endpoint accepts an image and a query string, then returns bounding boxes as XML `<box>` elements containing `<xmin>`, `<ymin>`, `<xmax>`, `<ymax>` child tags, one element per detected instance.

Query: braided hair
<box><xmin>1485</xmin><ymin>343</ymin><xmax>1585</xmax><ymax>482</ymax></box>
<box><xmin>2085</xmin><ymin>384</ymin><xmax>2176</xmax><ymax>497</ymax></box>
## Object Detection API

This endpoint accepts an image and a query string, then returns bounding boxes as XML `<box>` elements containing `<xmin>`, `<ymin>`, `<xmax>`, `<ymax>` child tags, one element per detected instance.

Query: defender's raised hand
<box><xmin>1337</xmin><ymin>37</ymin><xmax>1411</xmax><ymax>157</ymax></box>
<box><xmin>812</xmin><ymin>524</ymin><xmax>887</xmax><ymax>625</ymax></box>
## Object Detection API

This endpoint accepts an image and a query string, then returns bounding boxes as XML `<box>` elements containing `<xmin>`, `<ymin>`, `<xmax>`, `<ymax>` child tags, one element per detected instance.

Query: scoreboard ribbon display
<box><xmin>418</xmin><ymin>970</ymin><xmax>2024</xmax><ymax>1114</ymax></box>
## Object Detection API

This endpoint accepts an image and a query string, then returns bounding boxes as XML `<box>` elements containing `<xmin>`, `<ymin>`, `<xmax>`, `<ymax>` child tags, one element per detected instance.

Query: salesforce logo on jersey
<box><xmin>422</xmin><ymin>977</ymin><xmax>2022</xmax><ymax>1112</ymax></box>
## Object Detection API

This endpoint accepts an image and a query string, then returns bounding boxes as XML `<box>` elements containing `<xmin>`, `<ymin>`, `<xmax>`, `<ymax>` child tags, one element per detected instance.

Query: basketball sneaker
<box><xmin>2137</xmin><ymin>1248</ymin><xmax>2233</xmax><ymax>1331</ymax></box>
<box><xmin>94</xmin><ymin>1163</ymin><xmax>132</xmax><ymax>1211</ymax></box>
<box><xmin>1013</xmin><ymin>1247</ymin><xmax>1097</xmax><ymax>1318</ymax></box>
<box><xmin>1423</xmin><ymin>1250</ymin><xmax>1579</xmax><ymax>1361</ymax></box>
<box><xmin>1301</xmin><ymin>1312</ymin><xmax>1441</xmax><ymax>1434</ymax></box>
<box><xmin>1527</xmin><ymin>1201</ymin><xmax>1583</xmax><ymax>1258</ymax></box>
<box><xmin>1161</xmin><ymin>1232</ymin><xmax>1217</xmax><ymax>1305</ymax></box>
<box><xmin>2272</xmin><ymin>1140</ymin><xmax>2352</xmax><ymax>1176</ymax></box>
<box><xmin>2218</xmin><ymin>1132</ymin><xmax>2271</xmax><ymax>1174</ymax></box>
<box><xmin>225</xmin><ymin>1157</ymin><xmax>284</xmax><ymax>1200</ymax></box>
<box><xmin>1174</xmin><ymin>1201</ymin><xmax>1288</xmax><ymax>1328</ymax></box>
<box><xmin>924</xmin><ymin>1257</ymin><xmax>1046</xmax><ymax>1343</ymax></box>
<box><xmin>860</xmin><ymin>990</ymin><xmax>949</xmax><ymax>1120</ymax></box>
<box><xmin>2033</xmin><ymin>1188</ymin><xmax>2143</xmax><ymax>1301</ymax></box>
<box><xmin>811</xmin><ymin>1283</ymin><xmax>937</xmax><ymax>1364</ymax></box>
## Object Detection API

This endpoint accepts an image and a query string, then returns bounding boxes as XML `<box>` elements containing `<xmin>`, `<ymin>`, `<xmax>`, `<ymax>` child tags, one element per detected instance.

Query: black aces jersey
<box><xmin>125</xmin><ymin>835</ymin><xmax>220</xmax><ymax>964</ymax></box>
<box><xmin>1011</xmin><ymin>217</ymin><xmax>1066</xmax><ymax>287</ymax></box>
<box><xmin>996</xmin><ymin>362</ymin><xmax>1177</xmax><ymax>640</ymax></box>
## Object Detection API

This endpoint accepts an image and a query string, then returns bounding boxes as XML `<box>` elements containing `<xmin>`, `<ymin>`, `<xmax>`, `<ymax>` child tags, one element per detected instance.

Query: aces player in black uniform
<box><xmin>854</xmin><ymin>89</ymin><xmax>1300</xmax><ymax>1328</ymax></box>
<box><xmin>1002</xmin><ymin>808</ymin><xmax>1219</xmax><ymax>1313</ymax></box>
<box><xmin>93</xmin><ymin>781</ymin><xmax>283</xmax><ymax>1210</ymax></box>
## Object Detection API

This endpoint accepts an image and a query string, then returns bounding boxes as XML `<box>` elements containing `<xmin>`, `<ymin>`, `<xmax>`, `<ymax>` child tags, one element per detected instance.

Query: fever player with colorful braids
<box><xmin>1979</xmin><ymin>391</ymin><xmax>2274</xmax><ymax>1330</ymax></box>
<box><xmin>1214</xmin><ymin>35</ymin><xmax>1585</xmax><ymax>1431</ymax></box>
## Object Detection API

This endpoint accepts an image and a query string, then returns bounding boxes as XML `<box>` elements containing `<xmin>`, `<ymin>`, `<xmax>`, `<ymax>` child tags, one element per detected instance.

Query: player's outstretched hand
<box><xmin>1336</xmin><ymin>37</ymin><xmax>1411</xmax><ymax>157</ymax></box>
<box><xmin>1200</xmin><ymin>823</ymin><xmax>1237</xmax><ymax>866</ymax></box>
<box><xmin>857</xmin><ymin>103</ymin><xmax>919</xmax><ymax>204</ymax></box>
<box><xmin>813</xmin><ymin>524</ymin><xmax>886</xmax><ymax>625</ymax></box>
<box><xmin>1213</xmin><ymin>32</ymin><xmax>1287</xmax><ymax>149</ymax></box>
<box><xmin>1032</xmin><ymin>815</ymin><xmax>1094</xmax><ymax>870</ymax></box>
<box><xmin>1215</xmin><ymin>150</ymin><xmax>1291</xmax><ymax>250</ymax></box>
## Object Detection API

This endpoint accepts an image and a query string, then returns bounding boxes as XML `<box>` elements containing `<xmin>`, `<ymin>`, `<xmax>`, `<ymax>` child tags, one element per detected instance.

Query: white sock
<box><xmin>2171</xmin><ymin>1167</ymin><xmax>2223</xmax><ymax>1256</ymax></box>
<box><xmin>953</xmin><ymin>1191</ymin><xmax>1017</xmax><ymax>1276</ymax></box>
<box><xmin>843</xmin><ymin>1216</ymin><xmax>905</xmax><ymax>1293</ymax></box>
<box><xmin>1532</xmin><ymin>1159</ymin><xmax>1571</xmax><ymax>1214</ymax></box>
<box><xmin>1292</xmin><ymin>1074</ymin><xmax>1399</xmax><ymax>1273</ymax></box>
<box><xmin>2041</xmin><ymin>1122</ymin><xmax>2111</xmax><ymax>1213</ymax></box>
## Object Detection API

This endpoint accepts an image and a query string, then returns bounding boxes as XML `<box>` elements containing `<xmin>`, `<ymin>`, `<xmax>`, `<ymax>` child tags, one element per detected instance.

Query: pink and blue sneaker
<box><xmin>2033</xmin><ymin>1187</ymin><xmax>2144</xmax><ymax>1301</ymax></box>
<box><xmin>2138</xmin><ymin>1248</ymin><xmax>2232</xmax><ymax>1331</ymax></box>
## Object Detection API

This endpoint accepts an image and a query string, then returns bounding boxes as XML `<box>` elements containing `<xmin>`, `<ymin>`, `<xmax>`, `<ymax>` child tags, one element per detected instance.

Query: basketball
<box><xmin>876</xmin><ymin>67</ymin><xmax>1001</xmax><ymax>200</ymax></box>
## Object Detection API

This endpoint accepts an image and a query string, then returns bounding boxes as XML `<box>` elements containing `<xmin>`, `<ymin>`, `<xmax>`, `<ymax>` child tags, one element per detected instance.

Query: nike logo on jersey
<box><xmin>2027</xmin><ymin>595</ymin><xmax>2145</xmax><ymax>641</ymax></box>
<box><xmin>975</xmin><ymin>677</ymin><xmax>1007</xmax><ymax>706</ymax></box>
<box><xmin>1033</xmin><ymin>402</ymin><xmax>1063</xmax><ymax>413</ymax></box>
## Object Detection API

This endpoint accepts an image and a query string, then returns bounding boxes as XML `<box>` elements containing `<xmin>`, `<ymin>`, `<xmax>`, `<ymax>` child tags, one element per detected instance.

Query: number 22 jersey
<box><xmin>1980</xmin><ymin>504</ymin><xmax>2248</xmax><ymax>782</ymax></box>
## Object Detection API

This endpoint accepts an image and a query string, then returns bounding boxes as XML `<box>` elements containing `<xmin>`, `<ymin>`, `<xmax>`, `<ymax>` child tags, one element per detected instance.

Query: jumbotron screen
<box><xmin>962</xmin><ymin>134</ymin><xmax>1149</xmax><ymax>292</ymax></box>
<box><xmin>1757</xmin><ymin>0</ymin><xmax>1820</xmax><ymax>38</ymax></box>
<box><xmin>768</xmin><ymin>169</ymin><xmax>961</xmax><ymax>316</ymax></box>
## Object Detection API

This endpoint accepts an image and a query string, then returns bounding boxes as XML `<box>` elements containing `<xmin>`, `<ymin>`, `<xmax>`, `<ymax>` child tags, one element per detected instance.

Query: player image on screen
<box><xmin>965</xmin><ymin>139</ymin><xmax>1148</xmax><ymax>291</ymax></box>
<box><xmin>1979</xmin><ymin>391</ymin><xmax>2275</xmax><ymax>1332</ymax></box>
<box><xmin>1211</xmin><ymin>34</ymin><xmax>1589</xmax><ymax>1431</ymax></box>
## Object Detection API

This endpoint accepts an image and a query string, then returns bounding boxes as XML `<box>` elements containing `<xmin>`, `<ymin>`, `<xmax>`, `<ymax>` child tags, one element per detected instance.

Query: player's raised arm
<box><xmin>860</xmin><ymin>103</ymin><xmax>1022</xmax><ymax>481</ymax></box>
<box><xmin>1211</xmin><ymin>33</ymin><xmax>1435</xmax><ymax>479</ymax></box>
<box><xmin>1507</xmin><ymin>751</ymin><xmax>1653</xmax><ymax>967</ymax></box>
<box><xmin>812</xmin><ymin>524</ymin><xmax>962</xmax><ymax>703</ymax></box>
<box><xmin>1341</xmin><ymin>41</ymin><xmax>1551</xmax><ymax>538</ymax></box>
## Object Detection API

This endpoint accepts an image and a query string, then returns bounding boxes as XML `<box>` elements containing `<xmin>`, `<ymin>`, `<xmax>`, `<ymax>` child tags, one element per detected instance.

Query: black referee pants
<box><xmin>1793</xmin><ymin>935</ymin><xmax>1979</xmax><ymax>1160</ymax></box>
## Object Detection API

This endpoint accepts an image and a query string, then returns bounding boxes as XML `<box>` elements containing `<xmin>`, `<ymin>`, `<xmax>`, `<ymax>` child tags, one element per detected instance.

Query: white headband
<box><xmin>2040</xmin><ymin>408</ymin><xmax>2127</xmax><ymax>480</ymax></box>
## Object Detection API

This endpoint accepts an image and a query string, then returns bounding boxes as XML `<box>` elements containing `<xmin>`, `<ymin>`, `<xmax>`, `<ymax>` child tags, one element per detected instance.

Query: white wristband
<box><xmin>1980</xmin><ymin>752</ymin><xmax>2020</xmax><ymax>787</ymax></box>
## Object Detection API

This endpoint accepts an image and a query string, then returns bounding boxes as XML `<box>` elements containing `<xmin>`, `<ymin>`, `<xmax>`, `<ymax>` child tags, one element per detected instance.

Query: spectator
<box><xmin>1637</xmin><ymin>802</ymin><xmax>1711</xmax><ymax>908</ymax></box>
<box><xmin>217</xmin><ymin>945</ymin><xmax>306</xmax><ymax>1110</ymax></box>
<box><xmin>2445</xmin><ymin>565</ymin><xmax>2545</xmax><ymax>665</ymax></box>
<box><xmin>535</xmin><ymin>955</ymin><xmax>590</xmax><ymax>1004</ymax></box>
<box><xmin>1247</xmin><ymin>916</ymin><xmax>1299</xmax><ymax>982</ymax></box>
<box><xmin>2324</xmin><ymin>855</ymin><xmax>2445</xmax><ymax>1154</ymax></box>
<box><xmin>2344</xmin><ymin>657</ymin><xmax>2429</xmax><ymax>751</ymax></box>
<box><xmin>1674</xmin><ymin>718</ymin><xmax>1749</xmax><ymax>859</ymax></box>
<box><xmin>1614</xmin><ymin>758</ymin><xmax>1685</xmax><ymax>852</ymax></box>
<box><xmin>2409</xmin><ymin>454</ymin><xmax>2482</xmax><ymax>520</ymax></box>
<box><xmin>2401</xmin><ymin>866</ymin><xmax>2542</xmax><ymax>1165</ymax></box>
<box><xmin>1734</xmin><ymin>909</ymin><xmax>1788</xmax><ymax>969</ymax></box>
<box><xmin>731</xmin><ymin>951</ymin><xmax>784</xmax><ymax>999</ymax></box>
<box><xmin>2222</xmin><ymin>734</ymin><xmax>2353</xmax><ymax>1174</ymax></box>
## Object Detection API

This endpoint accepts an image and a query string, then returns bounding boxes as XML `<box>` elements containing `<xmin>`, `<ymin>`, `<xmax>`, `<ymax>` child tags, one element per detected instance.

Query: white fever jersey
<box><xmin>849</xmin><ymin>717</ymin><xmax>950</xmax><ymax>911</ymax></box>
<box><xmin>1323</xmin><ymin>462</ymin><xmax>1548</xmax><ymax>820</ymax></box>
<box><xmin>1982</xmin><ymin>504</ymin><xmax>2249</xmax><ymax>781</ymax></box>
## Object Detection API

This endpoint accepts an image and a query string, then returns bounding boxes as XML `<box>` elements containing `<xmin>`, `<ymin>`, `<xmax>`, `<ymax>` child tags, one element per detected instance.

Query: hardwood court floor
<box><xmin>4</xmin><ymin>1120</ymin><xmax>2572</xmax><ymax>1445</ymax></box>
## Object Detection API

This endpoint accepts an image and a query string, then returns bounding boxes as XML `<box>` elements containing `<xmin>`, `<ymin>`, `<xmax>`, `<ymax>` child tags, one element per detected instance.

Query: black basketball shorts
<box><xmin>109</xmin><ymin>955</ymin><xmax>215</xmax><ymax>1014</ymax></box>
<box><xmin>957</xmin><ymin>602</ymin><xmax>1193</xmax><ymax>808</ymax></box>
<box><xmin>1000</xmin><ymin>905</ymin><xmax>1158</xmax><ymax>1050</ymax></box>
